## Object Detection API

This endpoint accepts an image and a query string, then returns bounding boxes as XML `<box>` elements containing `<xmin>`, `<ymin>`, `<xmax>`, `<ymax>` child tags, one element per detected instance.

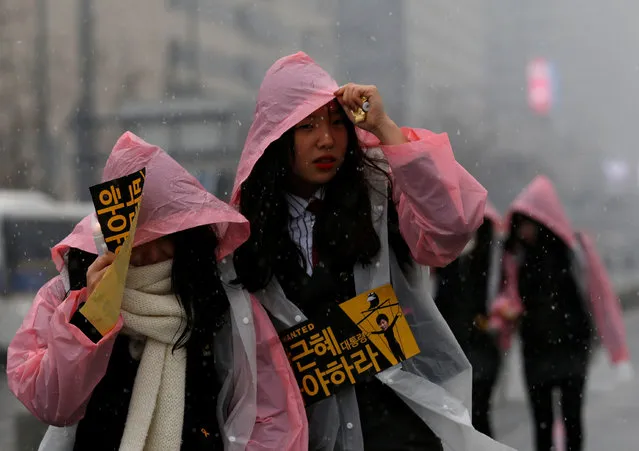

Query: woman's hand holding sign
<box><xmin>86</xmin><ymin>252</ymin><xmax>116</xmax><ymax>299</ymax></box>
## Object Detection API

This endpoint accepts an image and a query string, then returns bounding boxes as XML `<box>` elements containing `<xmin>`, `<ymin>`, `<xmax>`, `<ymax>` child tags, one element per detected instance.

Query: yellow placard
<box><xmin>79</xmin><ymin>204</ymin><xmax>140</xmax><ymax>335</ymax></box>
<box><xmin>339</xmin><ymin>284</ymin><xmax>420</xmax><ymax>366</ymax></box>
<box><xmin>90</xmin><ymin>169</ymin><xmax>145</xmax><ymax>255</ymax></box>
<box><xmin>279</xmin><ymin>283</ymin><xmax>422</xmax><ymax>405</ymax></box>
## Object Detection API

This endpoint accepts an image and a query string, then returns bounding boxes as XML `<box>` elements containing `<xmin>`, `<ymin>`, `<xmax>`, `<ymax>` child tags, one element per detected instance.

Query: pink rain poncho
<box><xmin>490</xmin><ymin>175</ymin><xmax>630</xmax><ymax>364</ymax></box>
<box><xmin>6</xmin><ymin>132</ymin><xmax>307</xmax><ymax>450</ymax></box>
<box><xmin>231</xmin><ymin>52</ymin><xmax>514</xmax><ymax>451</ymax></box>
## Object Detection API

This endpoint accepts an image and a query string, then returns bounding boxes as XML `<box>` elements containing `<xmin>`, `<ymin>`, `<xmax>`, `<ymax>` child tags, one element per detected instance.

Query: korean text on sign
<box><xmin>90</xmin><ymin>169</ymin><xmax>145</xmax><ymax>254</ymax></box>
<box><xmin>283</xmin><ymin>322</ymin><xmax>382</xmax><ymax>405</ymax></box>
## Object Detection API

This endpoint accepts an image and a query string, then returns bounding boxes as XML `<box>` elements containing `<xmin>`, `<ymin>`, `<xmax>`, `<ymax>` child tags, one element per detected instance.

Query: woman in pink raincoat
<box><xmin>230</xmin><ymin>52</ymin><xmax>514</xmax><ymax>451</ymax></box>
<box><xmin>432</xmin><ymin>202</ymin><xmax>503</xmax><ymax>438</ymax></box>
<box><xmin>490</xmin><ymin>175</ymin><xmax>631</xmax><ymax>451</ymax></box>
<box><xmin>6</xmin><ymin>132</ymin><xmax>307</xmax><ymax>451</ymax></box>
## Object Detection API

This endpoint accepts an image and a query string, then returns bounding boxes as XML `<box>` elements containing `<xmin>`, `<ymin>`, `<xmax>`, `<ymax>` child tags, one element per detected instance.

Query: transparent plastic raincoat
<box><xmin>230</xmin><ymin>52</ymin><xmax>514</xmax><ymax>451</ymax></box>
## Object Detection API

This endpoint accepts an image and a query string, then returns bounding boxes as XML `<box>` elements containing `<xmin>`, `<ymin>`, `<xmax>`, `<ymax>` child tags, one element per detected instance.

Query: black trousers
<box><xmin>468</xmin><ymin>342</ymin><xmax>501</xmax><ymax>438</ymax></box>
<box><xmin>526</xmin><ymin>376</ymin><xmax>586</xmax><ymax>451</ymax></box>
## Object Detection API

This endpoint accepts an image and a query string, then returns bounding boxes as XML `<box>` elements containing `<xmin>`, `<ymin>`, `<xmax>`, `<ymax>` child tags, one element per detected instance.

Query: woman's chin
<box><xmin>308</xmin><ymin>169</ymin><xmax>338</xmax><ymax>185</ymax></box>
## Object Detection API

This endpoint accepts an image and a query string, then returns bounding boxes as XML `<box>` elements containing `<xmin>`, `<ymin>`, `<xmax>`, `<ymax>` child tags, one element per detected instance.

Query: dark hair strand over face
<box><xmin>171</xmin><ymin>225</ymin><xmax>229</xmax><ymax>352</ymax></box>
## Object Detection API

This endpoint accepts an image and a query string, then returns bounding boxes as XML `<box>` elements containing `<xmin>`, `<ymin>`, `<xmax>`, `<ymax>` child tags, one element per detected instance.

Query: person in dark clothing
<box><xmin>493</xmin><ymin>176</ymin><xmax>596</xmax><ymax>451</ymax></box>
<box><xmin>230</xmin><ymin>52</ymin><xmax>496</xmax><ymax>450</ymax></box>
<box><xmin>371</xmin><ymin>313</ymin><xmax>406</xmax><ymax>362</ymax></box>
<box><xmin>434</xmin><ymin>209</ymin><xmax>503</xmax><ymax>438</ymax></box>
<box><xmin>68</xmin><ymin>227</ymin><xmax>230</xmax><ymax>451</ymax></box>
<box><xmin>506</xmin><ymin>214</ymin><xmax>593</xmax><ymax>451</ymax></box>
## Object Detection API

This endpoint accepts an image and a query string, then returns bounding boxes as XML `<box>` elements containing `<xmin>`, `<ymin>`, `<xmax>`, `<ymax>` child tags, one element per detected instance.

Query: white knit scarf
<box><xmin>117</xmin><ymin>259</ymin><xmax>187</xmax><ymax>451</ymax></box>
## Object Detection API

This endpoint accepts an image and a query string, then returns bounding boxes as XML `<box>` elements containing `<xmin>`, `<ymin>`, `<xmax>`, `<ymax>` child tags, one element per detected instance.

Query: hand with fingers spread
<box><xmin>86</xmin><ymin>252</ymin><xmax>116</xmax><ymax>299</ymax></box>
<box><xmin>334</xmin><ymin>83</ymin><xmax>408</xmax><ymax>145</ymax></box>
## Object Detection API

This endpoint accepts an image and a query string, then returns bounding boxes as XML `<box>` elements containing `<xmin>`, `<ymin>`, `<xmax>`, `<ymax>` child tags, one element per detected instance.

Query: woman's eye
<box><xmin>298</xmin><ymin>123</ymin><xmax>313</xmax><ymax>130</ymax></box>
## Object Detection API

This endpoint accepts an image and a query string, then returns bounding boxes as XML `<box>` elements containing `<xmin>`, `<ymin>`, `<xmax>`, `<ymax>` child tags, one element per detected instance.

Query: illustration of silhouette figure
<box><xmin>365</xmin><ymin>292</ymin><xmax>381</xmax><ymax>311</ymax></box>
<box><xmin>371</xmin><ymin>313</ymin><xmax>406</xmax><ymax>363</ymax></box>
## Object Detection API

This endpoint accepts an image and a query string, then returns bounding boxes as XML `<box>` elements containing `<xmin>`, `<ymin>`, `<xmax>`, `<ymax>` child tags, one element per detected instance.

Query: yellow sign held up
<box><xmin>79</xmin><ymin>169</ymin><xmax>146</xmax><ymax>336</ymax></box>
<box><xmin>90</xmin><ymin>169</ymin><xmax>145</xmax><ymax>255</ymax></box>
<box><xmin>79</xmin><ymin>205</ymin><xmax>140</xmax><ymax>335</ymax></box>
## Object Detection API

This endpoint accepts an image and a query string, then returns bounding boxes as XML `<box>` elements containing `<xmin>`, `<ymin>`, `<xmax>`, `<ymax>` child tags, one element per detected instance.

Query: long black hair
<box><xmin>233</xmin><ymin>110</ymin><xmax>412</xmax><ymax>293</ymax></box>
<box><xmin>67</xmin><ymin>225</ymin><xmax>229</xmax><ymax>352</ymax></box>
<box><xmin>170</xmin><ymin>225</ymin><xmax>228</xmax><ymax>351</ymax></box>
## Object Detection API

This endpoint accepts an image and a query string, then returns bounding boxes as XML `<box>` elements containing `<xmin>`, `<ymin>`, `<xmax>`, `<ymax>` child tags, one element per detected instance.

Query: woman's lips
<box><xmin>313</xmin><ymin>156</ymin><xmax>336</xmax><ymax>170</ymax></box>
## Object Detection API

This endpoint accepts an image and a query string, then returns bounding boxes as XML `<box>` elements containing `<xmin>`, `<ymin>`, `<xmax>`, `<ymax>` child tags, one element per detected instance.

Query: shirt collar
<box><xmin>286</xmin><ymin>187</ymin><xmax>325</xmax><ymax>219</ymax></box>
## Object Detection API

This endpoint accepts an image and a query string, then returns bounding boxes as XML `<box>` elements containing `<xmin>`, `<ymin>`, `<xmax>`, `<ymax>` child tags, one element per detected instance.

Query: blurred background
<box><xmin>2</xmin><ymin>1</ymin><xmax>639</xmax><ymax>449</ymax></box>
<box><xmin>3</xmin><ymin>1</ymin><xmax>639</xmax><ymax>251</ymax></box>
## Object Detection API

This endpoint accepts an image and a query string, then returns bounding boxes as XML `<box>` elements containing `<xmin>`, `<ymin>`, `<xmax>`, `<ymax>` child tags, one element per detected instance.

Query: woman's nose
<box><xmin>317</xmin><ymin>122</ymin><xmax>335</xmax><ymax>149</ymax></box>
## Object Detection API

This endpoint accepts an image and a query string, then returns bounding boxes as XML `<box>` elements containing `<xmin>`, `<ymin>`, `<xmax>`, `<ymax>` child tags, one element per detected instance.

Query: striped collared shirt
<box><xmin>286</xmin><ymin>188</ymin><xmax>325</xmax><ymax>276</ymax></box>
